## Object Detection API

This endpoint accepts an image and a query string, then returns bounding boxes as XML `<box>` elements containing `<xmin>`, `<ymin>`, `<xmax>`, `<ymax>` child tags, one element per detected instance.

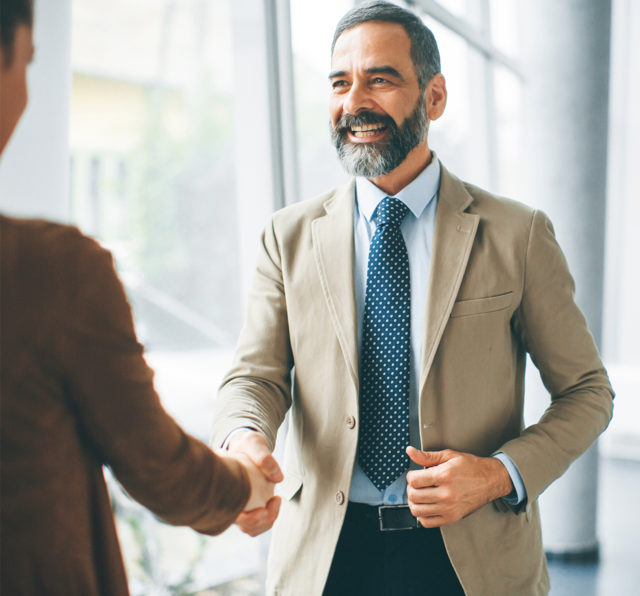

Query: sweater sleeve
<box><xmin>55</xmin><ymin>230</ymin><xmax>249</xmax><ymax>535</ymax></box>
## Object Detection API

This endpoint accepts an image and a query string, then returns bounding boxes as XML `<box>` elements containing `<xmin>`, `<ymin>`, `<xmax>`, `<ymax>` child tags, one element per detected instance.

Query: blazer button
<box><xmin>345</xmin><ymin>415</ymin><xmax>356</xmax><ymax>429</ymax></box>
<box><xmin>335</xmin><ymin>491</ymin><xmax>345</xmax><ymax>505</ymax></box>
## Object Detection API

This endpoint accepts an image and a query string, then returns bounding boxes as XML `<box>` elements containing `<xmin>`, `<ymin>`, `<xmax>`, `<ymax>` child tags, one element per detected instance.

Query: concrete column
<box><xmin>521</xmin><ymin>0</ymin><xmax>611</xmax><ymax>558</ymax></box>
<box><xmin>0</xmin><ymin>0</ymin><xmax>72</xmax><ymax>222</ymax></box>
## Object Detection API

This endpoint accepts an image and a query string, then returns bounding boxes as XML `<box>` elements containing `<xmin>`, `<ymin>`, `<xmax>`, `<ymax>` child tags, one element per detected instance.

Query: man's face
<box><xmin>0</xmin><ymin>24</ymin><xmax>34</xmax><ymax>155</ymax></box>
<box><xmin>329</xmin><ymin>21</ymin><xmax>427</xmax><ymax>178</ymax></box>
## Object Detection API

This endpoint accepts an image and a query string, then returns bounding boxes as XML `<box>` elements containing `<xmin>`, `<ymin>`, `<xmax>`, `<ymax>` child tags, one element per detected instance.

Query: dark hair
<box><xmin>0</xmin><ymin>0</ymin><xmax>34</xmax><ymax>66</ymax></box>
<box><xmin>331</xmin><ymin>1</ymin><xmax>440</xmax><ymax>91</ymax></box>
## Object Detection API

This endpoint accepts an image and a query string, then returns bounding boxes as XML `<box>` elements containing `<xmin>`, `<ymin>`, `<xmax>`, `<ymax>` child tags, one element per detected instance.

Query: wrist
<box><xmin>228</xmin><ymin>428</ymin><xmax>259</xmax><ymax>451</ymax></box>
<box><xmin>489</xmin><ymin>456</ymin><xmax>515</xmax><ymax>500</ymax></box>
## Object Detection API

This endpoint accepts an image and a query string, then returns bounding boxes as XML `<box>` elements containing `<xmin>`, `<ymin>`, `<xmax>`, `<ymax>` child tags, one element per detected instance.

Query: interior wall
<box><xmin>0</xmin><ymin>0</ymin><xmax>72</xmax><ymax>222</ymax></box>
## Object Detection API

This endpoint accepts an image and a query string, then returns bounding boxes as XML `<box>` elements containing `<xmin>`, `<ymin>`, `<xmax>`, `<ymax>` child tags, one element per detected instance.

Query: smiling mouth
<box><xmin>349</xmin><ymin>123</ymin><xmax>388</xmax><ymax>138</ymax></box>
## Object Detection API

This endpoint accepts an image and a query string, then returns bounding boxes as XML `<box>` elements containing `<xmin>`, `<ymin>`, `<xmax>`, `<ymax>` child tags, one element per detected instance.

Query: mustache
<box><xmin>333</xmin><ymin>111</ymin><xmax>398</xmax><ymax>135</ymax></box>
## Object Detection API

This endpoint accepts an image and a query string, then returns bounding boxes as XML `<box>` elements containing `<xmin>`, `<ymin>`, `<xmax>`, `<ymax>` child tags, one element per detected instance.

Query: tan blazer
<box><xmin>212</xmin><ymin>164</ymin><xmax>613</xmax><ymax>595</ymax></box>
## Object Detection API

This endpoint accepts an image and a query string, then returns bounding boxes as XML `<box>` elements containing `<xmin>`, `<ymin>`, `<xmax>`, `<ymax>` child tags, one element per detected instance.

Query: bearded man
<box><xmin>211</xmin><ymin>2</ymin><xmax>613</xmax><ymax>595</ymax></box>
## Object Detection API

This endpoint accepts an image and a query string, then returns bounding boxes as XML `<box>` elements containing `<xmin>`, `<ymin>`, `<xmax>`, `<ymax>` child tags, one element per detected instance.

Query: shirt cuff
<box><xmin>493</xmin><ymin>452</ymin><xmax>527</xmax><ymax>505</ymax></box>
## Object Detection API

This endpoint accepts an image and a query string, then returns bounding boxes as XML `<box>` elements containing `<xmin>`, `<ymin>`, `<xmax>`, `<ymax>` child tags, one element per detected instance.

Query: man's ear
<box><xmin>425</xmin><ymin>73</ymin><xmax>447</xmax><ymax>121</ymax></box>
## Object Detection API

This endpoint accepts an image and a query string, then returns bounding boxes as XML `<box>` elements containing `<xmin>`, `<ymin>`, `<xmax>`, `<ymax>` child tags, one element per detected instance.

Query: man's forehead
<box><xmin>330</xmin><ymin>21</ymin><xmax>413</xmax><ymax>70</ymax></box>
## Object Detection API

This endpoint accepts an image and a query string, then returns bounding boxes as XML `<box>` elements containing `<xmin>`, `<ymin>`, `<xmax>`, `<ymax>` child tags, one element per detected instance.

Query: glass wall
<box><xmin>69</xmin><ymin>1</ymin><xmax>263</xmax><ymax>593</ymax></box>
<box><xmin>290</xmin><ymin>0</ymin><xmax>352</xmax><ymax>200</ymax></box>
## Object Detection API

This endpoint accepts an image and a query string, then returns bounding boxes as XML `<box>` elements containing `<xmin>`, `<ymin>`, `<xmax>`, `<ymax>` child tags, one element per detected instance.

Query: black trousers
<box><xmin>323</xmin><ymin>502</ymin><xmax>465</xmax><ymax>596</ymax></box>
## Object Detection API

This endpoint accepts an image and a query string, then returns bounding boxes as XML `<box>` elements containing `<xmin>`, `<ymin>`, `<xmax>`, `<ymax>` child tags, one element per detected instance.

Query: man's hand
<box><xmin>405</xmin><ymin>446</ymin><xmax>514</xmax><ymax>528</ymax></box>
<box><xmin>220</xmin><ymin>450</ymin><xmax>277</xmax><ymax>511</ymax></box>
<box><xmin>234</xmin><ymin>495</ymin><xmax>282</xmax><ymax>537</ymax></box>
<box><xmin>228</xmin><ymin>430</ymin><xmax>284</xmax><ymax>536</ymax></box>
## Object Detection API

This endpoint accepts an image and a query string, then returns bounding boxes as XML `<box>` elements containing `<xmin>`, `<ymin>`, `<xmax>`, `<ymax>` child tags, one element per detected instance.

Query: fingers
<box><xmin>214</xmin><ymin>449</ymin><xmax>275</xmax><ymax>511</ymax></box>
<box><xmin>408</xmin><ymin>498</ymin><xmax>450</xmax><ymax>519</ymax></box>
<box><xmin>224</xmin><ymin>432</ymin><xmax>284</xmax><ymax>535</ymax></box>
<box><xmin>241</xmin><ymin>454</ymin><xmax>277</xmax><ymax>511</ymax></box>
<box><xmin>229</xmin><ymin>431</ymin><xmax>284</xmax><ymax>483</ymax></box>
<box><xmin>406</xmin><ymin>479</ymin><xmax>444</xmax><ymax>503</ymax></box>
<box><xmin>236</xmin><ymin>496</ymin><xmax>282</xmax><ymax>537</ymax></box>
<box><xmin>406</xmin><ymin>467</ymin><xmax>435</xmax><ymax>490</ymax></box>
<box><xmin>406</xmin><ymin>446</ymin><xmax>454</xmax><ymax>468</ymax></box>
<box><xmin>416</xmin><ymin>515</ymin><xmax>446</xmax><ymax>529</ymax></box>
<box><xmin>258</xmin><ymin>453</ymin><xmax>284</xmax><ymax>483</ymax></box>
<box><xmin>406</xmin><ymin>451</ymin><xmax>510</xmax><ymax>527</ymax></box>
<box><xmin>406</xmin><ymin>486</ymin><xmax>457</xmax><ymax>527</ymax></box>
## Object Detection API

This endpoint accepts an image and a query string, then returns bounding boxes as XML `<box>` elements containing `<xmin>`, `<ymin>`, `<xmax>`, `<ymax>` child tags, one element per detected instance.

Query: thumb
<box><xmin>266</xmin><ymin>495</ymin><xmax>282</xmax><ymax>516</ymax></box>
<box><xmin>247</xmin><ymin>438</ymin><xmax>283</xmax><ymax>482</ymax></box>
<box><xmin>406</xmin><ymin>446</ymin><xmax>451</xmax><ymax>468</ymax></box>
<box><xmin>234</xmin><ymin>431</ymin><xmax>284</xmax><ymax>483</ymax></box>
<box><xmin>256</xmin><ymin>452</ymin><xmax>284</xmax><ymax>483</ymax></box>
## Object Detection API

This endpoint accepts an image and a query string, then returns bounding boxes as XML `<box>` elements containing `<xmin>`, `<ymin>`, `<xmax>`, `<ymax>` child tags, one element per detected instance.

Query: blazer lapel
<box><xmin>419</xmin><ymin>165</ymin><xmax>479</xmax><ymax>389</ymax></box>
<box><xmin>311</xmin><ymin>181</ymin><xmax>359</xmax><ymax>389</ymax></box>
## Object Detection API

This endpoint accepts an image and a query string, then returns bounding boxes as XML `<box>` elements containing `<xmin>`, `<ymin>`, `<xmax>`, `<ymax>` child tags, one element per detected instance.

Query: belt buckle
<box><xmin>378</xmin><ymin>505</ymin><xmax>420</xmax><ymax>532</ymax></box>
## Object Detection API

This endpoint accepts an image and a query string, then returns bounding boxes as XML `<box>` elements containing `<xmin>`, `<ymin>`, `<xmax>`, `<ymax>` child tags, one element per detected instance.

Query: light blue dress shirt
<box><xmin>349</xmin><ymin>157</ymin><xmax>525</xmax><ymax>506</ymax></box>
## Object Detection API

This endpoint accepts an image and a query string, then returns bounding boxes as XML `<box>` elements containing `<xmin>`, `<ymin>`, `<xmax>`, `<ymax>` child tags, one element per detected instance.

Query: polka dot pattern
<box><xmin>358</xmin><ymin>197</ymin><xmax>411</xmax><ymax>491</ymax></box>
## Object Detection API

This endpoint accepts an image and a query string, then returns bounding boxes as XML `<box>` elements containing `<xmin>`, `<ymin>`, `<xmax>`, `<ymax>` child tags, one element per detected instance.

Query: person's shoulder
<box><xmin>1</xmin><ymin>214</ymin><xmax>102</xmax><ymax>253</ymax></box>
<box><xmin>462</xmin><ymin>182</ymin><xmax>534</xmax><ymax>220</ymax></box>
<box><xmin>438</xmin><ymin>165</ymin><xmax>537</xmax><ymax>245</ymax></box>
<box><xmin>271</xmin><ymin>180</ymin><xmax>355</xmax><ymax>228</ymax></box>
<box><xmin>438</xmin><ymin>163</ymin><xmax>534</xmax><ymax>222</ymax></box>
<box><xmin>1</xmin><ymin>215</ymin><xmax>113</xmax><ymax>280</ymax></box>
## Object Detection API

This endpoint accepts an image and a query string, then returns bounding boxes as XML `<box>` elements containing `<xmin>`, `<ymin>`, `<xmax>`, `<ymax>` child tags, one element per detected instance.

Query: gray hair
<box><xmin>331</xmin><ymin>1</ymin><xmax>441</xmax><ymax>91</ymax></box>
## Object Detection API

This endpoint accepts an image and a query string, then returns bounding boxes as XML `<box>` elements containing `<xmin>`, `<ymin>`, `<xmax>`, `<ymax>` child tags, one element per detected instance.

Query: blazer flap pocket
<box><xmin>278</xmin><ymin>471</ymin><xmax>303</xmax><ymax>501</ymax></box>
<box><xmin>451</xmin><ymin>292</ymin><xmax>513</xmax><ymax>318</ymax></box>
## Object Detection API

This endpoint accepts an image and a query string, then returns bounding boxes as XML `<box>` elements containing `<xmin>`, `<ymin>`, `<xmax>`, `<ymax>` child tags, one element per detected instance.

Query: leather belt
<box><xmin>378</xmin><ymin>505</ymin><xmax>421</xmax><ymax>532</ymax></box>
<box><xmin>349</xmin><ymin>502</ymin><xmax>421</xmax><ymax>532</ymax></box>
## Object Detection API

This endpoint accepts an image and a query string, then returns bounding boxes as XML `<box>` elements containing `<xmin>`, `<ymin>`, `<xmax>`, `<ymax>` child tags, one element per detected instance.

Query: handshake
<box><xmin>219</xmin><ymin>430</ymin><xmax>283</xmax><ymax>536</ymax></box>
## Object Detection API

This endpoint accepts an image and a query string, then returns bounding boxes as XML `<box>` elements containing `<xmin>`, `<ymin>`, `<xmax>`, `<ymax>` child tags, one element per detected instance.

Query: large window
<box><xmin>70</xmin><ymin>1</ymin><xmax>264</xmax><ymax>593</ymax></box>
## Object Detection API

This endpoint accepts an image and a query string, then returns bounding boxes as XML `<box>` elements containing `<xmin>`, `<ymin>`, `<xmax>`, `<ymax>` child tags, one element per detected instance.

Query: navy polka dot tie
<box><xmin>358</xmin><ymin>197</ymin><xmax>411</xmax><ymax>491</ymax></box>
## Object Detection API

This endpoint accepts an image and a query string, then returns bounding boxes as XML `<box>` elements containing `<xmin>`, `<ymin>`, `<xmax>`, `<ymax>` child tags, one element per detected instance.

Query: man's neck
<box><xmin>369</xmin><ymin>142</ymin><xmax>432</xmax><ymax>196</ymax></box>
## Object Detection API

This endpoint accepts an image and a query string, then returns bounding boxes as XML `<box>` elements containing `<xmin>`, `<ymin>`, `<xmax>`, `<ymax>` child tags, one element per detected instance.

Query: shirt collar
<box><xmin>355</xmin><ymin>155</ymin><xmax>441</xmax><ymax>223</ymax></box>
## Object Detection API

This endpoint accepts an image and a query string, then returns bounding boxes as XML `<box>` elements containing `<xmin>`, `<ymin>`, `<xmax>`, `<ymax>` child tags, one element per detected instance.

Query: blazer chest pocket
<box><xmin>450</xmin><ymin>291</ymin><xmax>513</xmax><ymax>318</ymax></box>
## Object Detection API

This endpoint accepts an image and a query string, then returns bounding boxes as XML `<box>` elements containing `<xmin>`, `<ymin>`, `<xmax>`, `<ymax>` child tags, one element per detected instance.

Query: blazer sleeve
<box><xmin>500</xmin><ymin>209</ymin><xmax>614</xmax><ymax>504</ymax></box>
<box><xmin>56</xmin><ymin>232</ymin><xmax>250</xmax><ymax>535</ymax></box>
<box><xmin>211</xmin><ymin>216</ymin><xmax>294</xmax><ymax>452</ymax></box>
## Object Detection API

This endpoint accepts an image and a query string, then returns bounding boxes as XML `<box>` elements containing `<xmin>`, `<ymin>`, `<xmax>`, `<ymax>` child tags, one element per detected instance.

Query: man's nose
<box><xmin>342</xmin><ymin>80</ymin><xmax>374</xmax><ymax>115</ymax></box>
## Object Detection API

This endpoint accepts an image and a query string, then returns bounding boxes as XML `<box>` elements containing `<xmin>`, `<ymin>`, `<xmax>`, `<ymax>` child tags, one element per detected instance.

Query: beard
<box><xmin>330</xmin><ymin>94</ymin><xmax>428</xmax><ymax>178</ymax></box>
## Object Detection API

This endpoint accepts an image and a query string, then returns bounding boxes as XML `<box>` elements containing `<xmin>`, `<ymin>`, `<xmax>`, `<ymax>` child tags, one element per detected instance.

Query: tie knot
<box><xmin>375</xmin><ymin>197</ymin><xmax>409</xmax><ymax>228</ymax></box>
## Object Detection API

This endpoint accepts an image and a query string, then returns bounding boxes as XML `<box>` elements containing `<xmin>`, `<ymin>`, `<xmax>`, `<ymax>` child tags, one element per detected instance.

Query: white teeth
<box><xmin>353</xmin><ymin>129</ymin><xmax>383</xmax><ymax>137</ymax></box>
<box><xmin>350</xmin><ymin>123</ymin><xmax>386</xmax><ymax>138</ymax></box>
<box><xmin>351</xmin><ymin>123</ymin><xmax>385</xmax><ymax>132</ymax></box>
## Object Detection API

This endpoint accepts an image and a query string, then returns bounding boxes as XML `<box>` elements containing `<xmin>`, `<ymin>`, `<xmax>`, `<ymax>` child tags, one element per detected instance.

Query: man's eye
<box><xmin>372</xmin><ymin>77</ymin><xmax>388</xmax><ymax>84</ymax></box>
<box><xmin>331</xmin><ymin>80</ymin><xmax>348</xmax><ymax>88</ymax></box>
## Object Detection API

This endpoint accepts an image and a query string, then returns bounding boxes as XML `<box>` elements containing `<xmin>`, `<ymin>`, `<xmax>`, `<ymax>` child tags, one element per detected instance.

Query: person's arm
<box><xmin>405</xmin><ymin>209</ymin><xmax>613</xmax><ymax>526</ymax></box>
<box><xmin>56</xmin><ymin>232</ymin><xmax>265</xmax><ymax>535</ymax></box>
<box><xmin>211</xmin><ymin>216</ymin><xmax>293</xmax><ymax>534</ymax></box>
<box><xmin>500</xmin><ymin>209</ymin><xmax>613</xmax><ymax>502</ymax></box>
<box><xmin>212</xmin><ymin>216</ymin><xmax>294</xmax><ymax>450</ymax></box>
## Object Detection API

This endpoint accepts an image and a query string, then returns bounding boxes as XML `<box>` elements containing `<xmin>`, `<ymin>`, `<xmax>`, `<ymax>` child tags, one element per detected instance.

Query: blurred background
<box><xmin>0</xmin><ymin>0</ymin><xmax>638</xmax><ymax>594</ymax></box>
